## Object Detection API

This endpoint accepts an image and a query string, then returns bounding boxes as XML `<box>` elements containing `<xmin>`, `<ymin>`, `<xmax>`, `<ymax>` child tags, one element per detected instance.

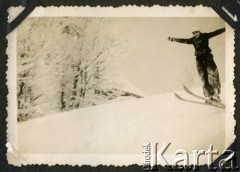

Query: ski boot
<box><xmin>205</xmin><ymin>98</ymin><xmax>214</xmax><ymax>105</ymax></box>
<box><xmin>212</xmin><ymin>95</ymin><xmax>221</xmax><ymax>103</ymax></box>
<box><xmin>205</xmin><ymin>96</ymin><xmax>221</xmax><ymax>104</ymax></box>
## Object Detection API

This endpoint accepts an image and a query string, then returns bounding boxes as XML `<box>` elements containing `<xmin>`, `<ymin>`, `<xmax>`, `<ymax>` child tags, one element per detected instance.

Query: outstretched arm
<box><xmin>168</xmin><ymin>37</ymin><xmax>193</xmax><ymax>44</ymax></box>
<box><xmin>206</xmin><ymin>28</ymin><xmax>225</xmax><ymax>39</ymax></box>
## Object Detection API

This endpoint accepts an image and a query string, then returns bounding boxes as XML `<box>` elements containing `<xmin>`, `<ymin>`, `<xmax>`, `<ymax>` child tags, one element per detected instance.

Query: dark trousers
<box><xmin>196</xmin><ymin>53</ymin><xmax>221</xmax><ymax>98</ymax></box>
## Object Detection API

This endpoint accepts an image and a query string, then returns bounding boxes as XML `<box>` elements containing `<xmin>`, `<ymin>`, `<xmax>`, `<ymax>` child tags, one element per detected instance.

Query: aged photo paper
<box><xmin>6</xmin><ymin>6</ymin><xmax>235</xmax><ymax>166</ymax></box>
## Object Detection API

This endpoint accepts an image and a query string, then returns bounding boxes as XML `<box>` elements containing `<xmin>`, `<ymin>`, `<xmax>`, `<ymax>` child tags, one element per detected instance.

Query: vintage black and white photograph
<box><xmin>17</xmin><ymin>17</ymin><xmax>226</xmax><ymax>121</ymax></box>
<box><xmin>6</xmin><ymin>6</ymin><xmax>235</xmax><ymax>166</ymax></box>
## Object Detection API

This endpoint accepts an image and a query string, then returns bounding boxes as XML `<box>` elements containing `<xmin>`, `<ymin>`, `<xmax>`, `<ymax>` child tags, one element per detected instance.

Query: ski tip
<box><xmin>183</xmin><ymin>85</ymin><xmax>188</xmax><ymax>90</ymax></box>
<box><xmin>174</xmin><ymin>93</ymin><xmax>182</xmax><ymax>99</ymax></box>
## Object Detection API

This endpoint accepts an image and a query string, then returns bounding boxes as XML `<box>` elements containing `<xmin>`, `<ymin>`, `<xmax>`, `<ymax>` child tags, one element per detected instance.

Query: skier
<box><xmin>168</xmin><ymin>27</ymin><xmax>225</xmax><ymax>103</ymax></box>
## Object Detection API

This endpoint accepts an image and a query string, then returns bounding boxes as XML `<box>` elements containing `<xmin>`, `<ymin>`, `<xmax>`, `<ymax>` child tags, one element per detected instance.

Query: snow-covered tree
<box><xmin>17</xmin><ymin>17</ymin><xmax>125</xmax><ymax>121</ymax></box>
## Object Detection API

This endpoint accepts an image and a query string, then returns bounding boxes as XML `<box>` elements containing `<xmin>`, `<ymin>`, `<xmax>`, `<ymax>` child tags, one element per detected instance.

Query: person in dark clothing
<box><xmin>168</xmin><ymin>27</ymin><xmax>225</xmax><ymax>103</ymax></box>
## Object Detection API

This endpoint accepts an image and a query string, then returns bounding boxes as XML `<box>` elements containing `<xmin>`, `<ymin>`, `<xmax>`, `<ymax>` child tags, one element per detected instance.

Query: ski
<box><xmin>174</xmin><ymin>93</ymin><xmax>224</xmax><ymax>109</ymax></box>
<box><xmin>182</xmin><ymin>85</ymin><xmax>225</xmax><ymax>108</ymax></box>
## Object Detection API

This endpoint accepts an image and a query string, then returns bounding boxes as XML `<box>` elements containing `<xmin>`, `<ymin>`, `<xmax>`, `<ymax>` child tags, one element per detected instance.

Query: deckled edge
<box><xmin>3</xmin><ymin>3</ymin><xmax>237</xmax><ymax>171</ymax></box>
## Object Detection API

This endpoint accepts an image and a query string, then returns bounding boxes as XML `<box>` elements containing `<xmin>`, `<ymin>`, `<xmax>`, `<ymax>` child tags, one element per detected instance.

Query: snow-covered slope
<box><xmin>18</xmin><ymin>85</ymin><xmax>225</xmax><ymax>156</ymax></box>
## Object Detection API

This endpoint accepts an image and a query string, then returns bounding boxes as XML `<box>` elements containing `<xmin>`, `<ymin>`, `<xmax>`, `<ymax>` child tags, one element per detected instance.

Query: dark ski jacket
<box><xmin>174</xmin><ymin>28</ymin><xmax>225</xmax><ymax>56</ymax></box>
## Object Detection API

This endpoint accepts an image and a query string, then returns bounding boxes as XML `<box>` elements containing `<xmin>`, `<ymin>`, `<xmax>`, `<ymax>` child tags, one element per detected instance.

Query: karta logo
<box><xmin>142</xmin><ymin>143</ymin><xmax>238</xmax><ymax>171</ymax></box>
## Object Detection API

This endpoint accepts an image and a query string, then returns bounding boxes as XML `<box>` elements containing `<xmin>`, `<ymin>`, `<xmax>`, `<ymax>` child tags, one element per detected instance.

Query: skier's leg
<box><xmin>196</xmin><ymin>60</ymin><xmax>205</xmax><ymax>83</ymax></box>
<box><xmin>206</xmin><ymin>54</ymin><xmax>221</xmax><ymax>102</ymax></box>
<box><xmin>196</xmin><ymin>57</ymin><xmax>214</xmax><ymax>98</ymax></box>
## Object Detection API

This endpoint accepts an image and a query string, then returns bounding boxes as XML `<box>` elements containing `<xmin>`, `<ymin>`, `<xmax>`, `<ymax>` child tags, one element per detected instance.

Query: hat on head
<box><xmin>192</xmin><ymin>27</ymin><xmax>200</xmax><ymax>33</ymax></box>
